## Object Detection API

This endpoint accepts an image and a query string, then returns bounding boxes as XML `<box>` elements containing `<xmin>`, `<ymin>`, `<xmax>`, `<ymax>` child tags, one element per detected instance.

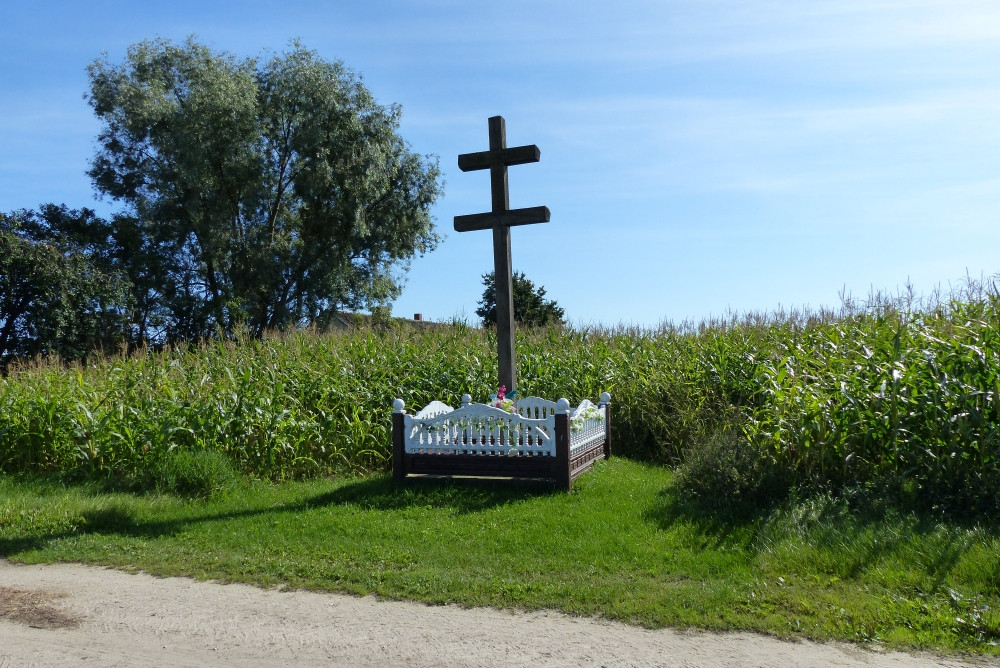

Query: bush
<box><xmin>671</xmin><ymin>428</ymin><xmax>792</xmax><ymax>517</ymax></box>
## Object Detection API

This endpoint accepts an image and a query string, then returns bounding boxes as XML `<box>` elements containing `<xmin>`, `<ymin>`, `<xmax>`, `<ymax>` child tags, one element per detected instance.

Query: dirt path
<box><xmin>0</xmin><ymin>560</ymin><xmax>986</xmax><ymax>667</ymax></box>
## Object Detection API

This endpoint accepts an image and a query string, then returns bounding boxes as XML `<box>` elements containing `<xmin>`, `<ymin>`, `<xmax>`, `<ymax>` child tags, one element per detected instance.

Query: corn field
<box><xmin>2</xmin><ymin>284</ymin><xmax>998</xmax><ymax>515</ymax></box>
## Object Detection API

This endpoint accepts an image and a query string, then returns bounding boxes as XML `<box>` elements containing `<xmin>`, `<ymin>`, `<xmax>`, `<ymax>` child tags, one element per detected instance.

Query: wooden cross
<box><xmin>455</xmin><ymin>116</ymin><xmax>550</xmax><ymax>394</ymax></box>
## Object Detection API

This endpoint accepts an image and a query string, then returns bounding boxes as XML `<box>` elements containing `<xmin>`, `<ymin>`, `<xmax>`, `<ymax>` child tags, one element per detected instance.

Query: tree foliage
<box><xmin>476</xmin><ymin>271</ymin><xmax>566</xmax><ymax>328</ymax></box>
<box><xmin>0</xmin><ymin>207</ymin><xmax>131</xmax><ymax>367</ymax></box>
<box><xmin>86</xmin><ymin>37</ymin><xmax>442</xmax><ymax>340</ymax></box>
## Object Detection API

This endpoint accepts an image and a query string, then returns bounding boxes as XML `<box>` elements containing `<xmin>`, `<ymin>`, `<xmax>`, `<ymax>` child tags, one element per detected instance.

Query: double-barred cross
<box><xmin>455</xmin><ymin>116</ymin><xmax>550</xmax><ymax>393</ymax></box>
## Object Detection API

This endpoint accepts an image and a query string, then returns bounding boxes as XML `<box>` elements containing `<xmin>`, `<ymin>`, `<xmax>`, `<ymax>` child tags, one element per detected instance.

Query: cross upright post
<box><xmin>455</xmin><ymin>116</ymin><xmax>550</xmax><ymax>394</ymax></box>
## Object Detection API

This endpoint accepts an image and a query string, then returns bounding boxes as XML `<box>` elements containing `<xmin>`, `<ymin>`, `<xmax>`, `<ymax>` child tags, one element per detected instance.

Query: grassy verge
<box><xmin>2</xmin><ymin>459</ymin><xmax>998</xmax><ymax>655</ymax></box>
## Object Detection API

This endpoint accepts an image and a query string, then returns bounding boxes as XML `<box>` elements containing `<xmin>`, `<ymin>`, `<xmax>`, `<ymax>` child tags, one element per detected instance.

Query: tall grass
<box><xmin>1</xmin><ymin>278</ymin><xmax>998</xmax><ymax>516</ymax></box>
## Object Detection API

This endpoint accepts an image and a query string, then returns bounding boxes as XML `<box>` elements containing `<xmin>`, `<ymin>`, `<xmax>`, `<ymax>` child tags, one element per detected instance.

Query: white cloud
<box><xmin>619</xmin><ymin>0</ymin><xmax>1000</xmax><ymax>62</ymax></box>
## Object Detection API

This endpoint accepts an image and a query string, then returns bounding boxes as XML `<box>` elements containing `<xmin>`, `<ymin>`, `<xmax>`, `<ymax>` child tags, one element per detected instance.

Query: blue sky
<box><xmin>3</xmin><ymin>0</ymin><xmax>1000</xmax><ymax>327</ymax></box>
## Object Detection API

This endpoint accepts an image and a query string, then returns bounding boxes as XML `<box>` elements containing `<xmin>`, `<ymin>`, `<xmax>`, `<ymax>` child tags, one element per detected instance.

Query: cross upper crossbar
<box><xmin>457</xmin><ymin>144</ymin><xmax>540</xmax><ymax>171</ymax></box>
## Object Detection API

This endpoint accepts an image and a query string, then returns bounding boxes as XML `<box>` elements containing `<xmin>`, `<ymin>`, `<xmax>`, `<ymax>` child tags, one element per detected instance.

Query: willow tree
<box><xmin>87</xmin><ymin>38</ymin><xmax>441</xmax><ymax>340</ymax></box>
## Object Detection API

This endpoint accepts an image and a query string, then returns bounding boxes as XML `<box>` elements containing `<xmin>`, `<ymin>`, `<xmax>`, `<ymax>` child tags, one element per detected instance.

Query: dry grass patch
<box><xmin>0</xmin><ymin>585</ymin><xmax>80</xmax><ymax>629</ymax></box>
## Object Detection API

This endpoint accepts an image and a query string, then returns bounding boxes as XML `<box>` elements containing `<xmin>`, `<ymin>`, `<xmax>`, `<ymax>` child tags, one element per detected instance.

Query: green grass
<box><xmin>2</xmin><ymin>459</ymin><xmax>998</xmax><ymax>654</ymax></box>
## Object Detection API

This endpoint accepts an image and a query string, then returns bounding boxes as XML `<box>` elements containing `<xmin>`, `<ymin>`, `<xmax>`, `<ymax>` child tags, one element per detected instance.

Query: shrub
<box><xmin>671</xmin><ymin>427</ymin><xmax>792</xmax><ymax>517</ymax></box>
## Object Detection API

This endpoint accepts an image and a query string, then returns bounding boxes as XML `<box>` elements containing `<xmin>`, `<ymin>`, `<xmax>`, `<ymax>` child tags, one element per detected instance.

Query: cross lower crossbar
<box><xmin>453</xmin><ymin>206</ymin><xmax>551</xmax><ymax>232</ymax></box>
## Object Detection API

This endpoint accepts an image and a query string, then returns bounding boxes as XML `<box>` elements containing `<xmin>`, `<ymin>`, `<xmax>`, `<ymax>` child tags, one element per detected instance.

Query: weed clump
<box><xmin>99</xmin><ymin>449</ymin><xmax>241</xmax><ymax>498</ymax></box>
<box><xmin>155</xmin><ymin>449</ymin><xmax>239</xmax><ymax>498</ymax></box>
<box><xmin>671</xmin><ymin>428</ymin><xmax>792</xmax><ymax>517</ymax></box>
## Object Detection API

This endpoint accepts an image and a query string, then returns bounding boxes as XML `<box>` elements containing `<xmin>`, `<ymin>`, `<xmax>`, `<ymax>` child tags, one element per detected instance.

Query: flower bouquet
<box><xmin>489</xmin><ymin>385</ymin><xmax>517</xmax><ymax>412</ymax></box>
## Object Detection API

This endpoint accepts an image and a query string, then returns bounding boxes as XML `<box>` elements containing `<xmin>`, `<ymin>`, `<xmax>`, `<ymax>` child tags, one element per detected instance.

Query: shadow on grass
<box><xmin>0</xmin><ymin>474</ymin><xmax>555</xmax><ymax>559</ymax></box>
<box><xmin>315</xmin><ymin>475</ymin><xmax>559</xmax><ymax>512</ymax></box>
<box><xmin>642</xmin><ymin>485</ymin><xmax>764</xmax><ymax>552</ymax></box>
<box><xmin>645</xmin><ymin>480</ymin><xmax>994</xmax><ymax>592</ymax></box>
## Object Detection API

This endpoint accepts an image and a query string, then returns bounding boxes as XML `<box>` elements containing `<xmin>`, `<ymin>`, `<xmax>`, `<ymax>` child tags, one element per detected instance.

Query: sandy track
<box><xmin>0</xmin><ymin>560</ymin><xmax>986</xmax><ymax>667</ymax></box>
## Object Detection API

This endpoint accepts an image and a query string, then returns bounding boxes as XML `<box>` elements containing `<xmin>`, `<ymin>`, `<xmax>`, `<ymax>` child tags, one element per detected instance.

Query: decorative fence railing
<box><xmin>392</xmin><ymin>393</ymin><xmax>611</xmax><ymax>490</ymax></box>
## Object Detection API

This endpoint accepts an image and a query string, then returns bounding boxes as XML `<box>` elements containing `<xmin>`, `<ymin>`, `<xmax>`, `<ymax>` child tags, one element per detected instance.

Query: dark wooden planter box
<box><xmin>391</xmin><ymin>396</ymin><xmax>611</xmax><ymax>491</ymax></box>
